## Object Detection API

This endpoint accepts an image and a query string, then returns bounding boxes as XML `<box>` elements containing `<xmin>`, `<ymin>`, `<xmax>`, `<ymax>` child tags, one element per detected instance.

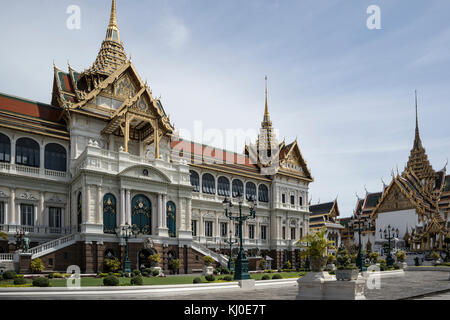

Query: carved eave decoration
<box><xmin>278</xmin><ymin>140</ymin><xmax>313</xmax><ymax>182</ymax></box>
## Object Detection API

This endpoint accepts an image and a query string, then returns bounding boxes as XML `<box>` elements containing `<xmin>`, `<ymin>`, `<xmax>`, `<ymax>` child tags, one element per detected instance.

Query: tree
<box><xmin>169</xmin><ymin>259</ymin><xmax>181</xmax><ymax>274</ymax></box>
<box><xmin>203</xmin><ymin>256</ymin><xmax>214</xmax><ymax>266</ymax></box>
<box><xmin>148</xmin><ymin>254</ymin><xmax>161</xmax><ymax>267</ymax></box>
<box><xmin>297</xmin><ymin>228</ymin><xmax>335</xmax><ymax>272</ymax></box>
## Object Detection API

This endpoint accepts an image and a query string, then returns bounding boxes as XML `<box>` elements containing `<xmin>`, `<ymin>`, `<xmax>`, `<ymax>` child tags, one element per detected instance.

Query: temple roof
<box><xmin>0</xmin><ymin>92</ymin><xmax>69</xmax><ymax>140</ymax></box>
<box><xmin>309</xmin><ymin>201</ymin><xmax>335</xmax><ymax>215</ymax></box>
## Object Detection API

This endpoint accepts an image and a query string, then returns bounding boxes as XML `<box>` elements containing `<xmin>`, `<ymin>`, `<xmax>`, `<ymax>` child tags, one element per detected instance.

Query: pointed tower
<box><xmin>404</xmin><ymin>91</ymin><xmax>436</xmax><ymax>184</ymax></box>
<box><xmin>84</xmin><ymin>0</ymin><xmax>127</xmax><ymax>78</ymax></box>
<box><xmin>257</xmin><ymin>76</ymin><xmax>278</xmax><ymax>161</ymax></box>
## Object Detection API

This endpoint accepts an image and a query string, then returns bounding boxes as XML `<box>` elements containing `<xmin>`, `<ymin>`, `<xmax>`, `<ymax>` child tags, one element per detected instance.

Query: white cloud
<box><xmin>159</xmin><ymin>15</ymin><xmax>190</xmax><ymax>49</ymax></box>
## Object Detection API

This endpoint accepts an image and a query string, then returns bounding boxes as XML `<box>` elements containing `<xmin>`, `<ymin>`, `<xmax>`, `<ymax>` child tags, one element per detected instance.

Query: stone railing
<box><xmin>0</xmin><ymin>253</ymin><xmax>14</xmax><ymax>262</ymax></box>
<box><xmin>28</xmin><ymin>233</ymin><xmax>78</xmax><ymax>259</ymax></box>
<box><xmin>191</xmin><ymin>241</ymin><xmax>229</xmax><ymax>267</ymax></box>
<box><xmin>0</xmin><ymin>225</ymin><xmax>73</xmax><ymax>235</ymax></box>
<box><xmin>0</xmin><ymin>163</ymin><xmax>68</xmax><ymax>182</ymax></box>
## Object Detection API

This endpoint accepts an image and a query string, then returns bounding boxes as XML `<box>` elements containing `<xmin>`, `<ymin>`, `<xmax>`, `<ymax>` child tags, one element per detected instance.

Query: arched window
<box><xmin>202</xmin><ymin>173</ymin><xmax>216</xmax><ymax>194</ymax></box>
<box><xmin>103</xmin><ymin>193</ymin><xmax>116</xmax><ymax>234</ymax></box>
<box><xmin>104</xmin><ymin>249</ymin><xmax>115</xmax><ymax>259</ymax></box>
<box><xmin>246</xmin><ymin>182</ymin><xmax>257</xmax><ymax>201</ymax></box>
<box><xmin>132</xmin><ymin>194</ymin><xmax>151</xmax><ymax>235</ymax></box>
<box><xmin>77</xmin><ymin>192</ymin><xmax>82</xmax><ymax>232</ymax></box>
<box><xmin>167</xmin><ymin>201</ymin><xmax>176</xmax><ymax>237</ymax></box>
<box><xmin>232</xmin><ymin>179</ymin><xmax>244</xmax><ymax>198</ymax></box>
<box><xmin>258</xmin><ymin>184</ymin><xmax>269</xmax><ymax>203</ymax></box>
<box><xmin>0</xmin><ymin>133</ymin><xmax>11</xmax><ymax>163</ymax></box>
<box><xmin>217</xmin><ymin>177</ymin><xmax>230</xmax><ymax>197</ymax></box>
<box><xmin>190</xmin><ymin>170</ymin><xmax>200</xmax><ymax>192</ymax></box>
<box><xmin>16</xmin><ymin>138</ymin><xmax>40</xmax><ymax>167</ymax></box>
<box><xmin>45</xmin><ymin>143</ymin><xmax>67</xmax><ymax>172</ymax></box>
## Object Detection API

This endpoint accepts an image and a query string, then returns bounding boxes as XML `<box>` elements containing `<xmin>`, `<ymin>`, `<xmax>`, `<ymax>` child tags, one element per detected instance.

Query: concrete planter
<box><xmin>335</xmin><ymin>269</ymin><xmax>359</xmax><ymax>281</ymax></box>
<box><xmin>151</xmin><ymin>267</ymin><xmax>161</xmax><ymax>275</ymax></box>
<box><xmin>202</xmin><ymin>266</ymin><xmax>214</xmax><ymax>276</ymax></box>
<box><xmin>326</xmin><ymin>264</ymin><xmax>336</xmax><ymax>271</ymax></box>
<box><xmin>398</xmin><ymin>262</ymin><xmax>407</xmax><ymax>269</ymax></box>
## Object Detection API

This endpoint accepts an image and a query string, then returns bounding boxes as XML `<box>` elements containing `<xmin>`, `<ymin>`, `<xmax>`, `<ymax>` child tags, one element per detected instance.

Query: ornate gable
<box><xmin>279</xmin><ymin>140</ymin><xmax>312</xmax><ymax>181</ymax></box>
<box><xmin>374</xmin><ymin>182</ymin><xmax>415</xmax><ymax>216</ymax></box>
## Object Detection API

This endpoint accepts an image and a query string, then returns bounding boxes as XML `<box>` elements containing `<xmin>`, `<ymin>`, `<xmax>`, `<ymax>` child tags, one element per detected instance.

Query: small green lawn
<box><xmin>0</xmin><ymin>272</ymin><xmax>306</xmax><ymax>288</ymax></box>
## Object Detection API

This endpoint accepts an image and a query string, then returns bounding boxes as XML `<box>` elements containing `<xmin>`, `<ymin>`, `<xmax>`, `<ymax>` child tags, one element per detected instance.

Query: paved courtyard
<box><xmin>0</xmin><ymin>271</ymin><xmax>448</xmax><ymax>300</ymax></box>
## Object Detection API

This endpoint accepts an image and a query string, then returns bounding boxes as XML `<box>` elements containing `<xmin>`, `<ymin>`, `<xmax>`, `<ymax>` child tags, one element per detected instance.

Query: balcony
<box><xmin>0</xmin><ymin>163</ymin><xmax>69</xmax><ymax>182</ymax></box>
<box><xmin>0</xmin><ymin>224</ymin><xmax>73</xmax><ymax>235</ymax></box>
<box><xmin>71</xmin><ymin>146</ymin><xmax>190</xmax><ymax>185</ymax></box>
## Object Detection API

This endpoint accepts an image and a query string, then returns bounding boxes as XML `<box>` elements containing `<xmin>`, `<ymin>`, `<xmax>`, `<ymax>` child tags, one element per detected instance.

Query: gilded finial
<box><xmin>263</xmin><ymin>75</ymin><xmax>271</xmax><ymax>125</ymax></box>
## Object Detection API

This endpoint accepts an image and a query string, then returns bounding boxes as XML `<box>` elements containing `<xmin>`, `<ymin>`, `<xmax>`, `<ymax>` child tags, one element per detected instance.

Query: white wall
<box><xmin>375</xmin><ymin>209</ymin><xmax>418</xmax><ymax>241</ymax></box>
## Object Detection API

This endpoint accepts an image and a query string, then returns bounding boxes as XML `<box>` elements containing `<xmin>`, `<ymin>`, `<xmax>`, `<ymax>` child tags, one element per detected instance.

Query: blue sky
<box><xmin>0</xmin><ymin>0</ymin><xmax>449</xmax><ymax>217</ymax></box>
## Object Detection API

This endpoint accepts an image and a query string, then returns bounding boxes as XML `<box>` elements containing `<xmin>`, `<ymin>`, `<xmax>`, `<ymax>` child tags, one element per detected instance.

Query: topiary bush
<box><xmin>203</xmin><ymin>256</ymin><xmax>214</xmax><ymax>266</ymax></box>
<box><xmin>193</xmin><ymin>277</ymin><xmax>202</xmax><ymax>284</ymax></box>
<box><xmin>32</xmin><ymin>277</ymin><xmax>50</xmax><ymax>287</ymax></box>
<box><xmin>104</xmin><ymin>257</ymin><xmax>121</xmax><ymax>273</ymax></box>
<box><xmin>205</xmin><ymin>274</ymin><xmax>215</xmax><ymax>282</ymax></box>
<box><xmin>152</xmin><ymin>270</ymin><xmax>160</xmax><ymax>277</ymax></box>
<box><xmin>223</xmin><ymin>275</ymin><xmax>233</xmax><ymax>282</ymax></box>
<box><xmin>261</xmin><ymin>275</ymin><xmax>270</xmax><ymax>280</ymax></box>
<box><xmin>3</xmin><ymin>271</ymin><xmax>17</xmax><ymax>280</ymax></box>
<box><xmin>141</xmin><ymin>271</ymin><xmax>149</xmax><ymax>277</ymax></box>
<box><xmin>132</xmin><ymin>270</ymin><xmax>141</xmax><ymax>276</ymax></box>
<box><xmin>103</xmin><ymin>275</ymin><xmax>120</xmax><ymax>286</ymax></box>
<box><xmin>31</xmin><ymin>258</ymin><xmax>45</xmax><ymax>274</ymax></box>
<box><xmin>130</xmin><ymin>275</ymin><xmax>144</xmax><ymax>286</ymax></box>
<box><xmin>14</xmin><ymin>277</ymin><xmax>27</xmax><ymax>285</ymax></box>
<box><xmin>272</xmin><ymin>274</ymin><xmax>282</xmax><ymax>280</ymax></box>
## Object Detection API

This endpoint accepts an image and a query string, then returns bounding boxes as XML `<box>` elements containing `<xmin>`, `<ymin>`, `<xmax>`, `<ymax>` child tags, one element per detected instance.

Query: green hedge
<box><xmin>32</xmin><ymin>277</ymin><xmax>50</xmax><ymax>287</ymax></box>
<box><xmin>103</xmin><ymin>275</ymin><xmax>119</xmax><ymax>286</ymax></box>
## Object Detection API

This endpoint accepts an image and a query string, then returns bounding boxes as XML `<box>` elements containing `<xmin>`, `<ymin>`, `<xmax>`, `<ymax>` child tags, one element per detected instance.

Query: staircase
<box><xmin>191</xmin><ymin>241</ymin><xmax>229</xmax><ymax>268</ymax></box>
<box><xmin>28</xmin><ymin>233</ymin><xmax>79</xmax><ymax>259</ymax></box>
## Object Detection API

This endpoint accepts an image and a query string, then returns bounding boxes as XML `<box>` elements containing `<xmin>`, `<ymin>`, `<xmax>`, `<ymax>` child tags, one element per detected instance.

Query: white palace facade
<box><xmin>0</xmin><ymin>1</ymin><xmax>313</xmax><ymax>273</ymax></box>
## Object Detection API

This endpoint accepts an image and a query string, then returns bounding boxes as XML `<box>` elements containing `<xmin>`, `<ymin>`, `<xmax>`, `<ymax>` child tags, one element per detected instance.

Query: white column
<box><xmin>39</xmin><ymin>191</ymin><xmax>44</xmax><ymax>226</ymax></box>
<box><xmin>10</xmin><ymin>188</ymin><xmax>15</xmax><ymax>225</ymax></box>
<box><xmin>39</xmin><ymin>142</ymin><xmax>44</xmax><ymax>171</ymax></box>
<box><xmin>33</xmin><ymin>205</ymin><xmax>38</xmax><ymax>226</ymax></box>
<box><xmin>82</xmin><ymin>184</ymin><xmax>87</xmax><ymax>224</ymax></box>
<box><xmin>97</xmin><ymin>186</ymin><xmax>102</xmax><ymax>225</ymax></box>
<box><xmin>10</xmin><ymin>137</ymin><xmax>16</xmax><ymax>164</ymax></box>
<box><xmin>126</xmin><ymin>190</ymin><xmax>131</xmax><ymax>224</ymax></box>
<box><xmin>158</xmin><ymin>194</ymin><xmax>163</xmax><ymax>228</ymax></box>
<box><xmin>120</xmin><ymin>188</ymin><xmax>125</xmax><ymax>225</ymax></box>
<box><xmin>162</xmin><ymin>194</ymin><xmax>167</xmax><ymax>228</ymax></box>
<box><xmin>199</xmin><ymin>213</ymin><xmax>204</xmax><ymax>237</ymax></box>
<box><xmin>177</xmin><ymin>197</ymin><xmax>183</xmax><ymax>231</ymax></box>
<box><xmin>186</xmin><ymin>199</ymin><xmax>192</xmax><ymax>231</ymax></box>
<box><xmin>215</xmin><ymin>213</ymin><xmax>219</xmax><ymax>238</ymax></box>
<box><xmin>4</xmin><ymin>201</ymin><xmax>8</xmax><ymax>225</ymax></box>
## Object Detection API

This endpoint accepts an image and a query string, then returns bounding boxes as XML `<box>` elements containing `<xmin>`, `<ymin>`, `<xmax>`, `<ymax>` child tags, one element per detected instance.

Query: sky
<box><xmin>0</xmin><ymin>0</ymin><xmax>449</xmax><ymax>217</ymax></box>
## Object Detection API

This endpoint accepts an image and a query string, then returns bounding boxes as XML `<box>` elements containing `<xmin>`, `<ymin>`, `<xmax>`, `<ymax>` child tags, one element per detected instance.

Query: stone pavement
<box><xmin>1</xmin><ymin>271</ymin><xmax>449</xmax><ymax>300</ymax></box>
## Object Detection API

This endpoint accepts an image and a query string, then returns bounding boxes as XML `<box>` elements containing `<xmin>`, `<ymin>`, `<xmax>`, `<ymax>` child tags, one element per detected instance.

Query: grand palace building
<box><xmin>0</xmin><ymin>1</ymin><xmax>313</xmax><ymax>273</ymax></box>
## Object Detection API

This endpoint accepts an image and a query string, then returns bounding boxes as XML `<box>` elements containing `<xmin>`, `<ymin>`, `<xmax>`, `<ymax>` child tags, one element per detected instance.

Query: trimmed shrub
<box><xmin>223</xmin><ymin>275</ymin><xmax>233</xmax><ymax>282</ymax></box>
<box><xmin>272</xmin><ymin>274</ymin><xmax>282</xmax><ymax>280</ymax></box>
<box><xmin>148</xmin><ymin>254</ymin><xmax>161</xmax><ymax>267</ymax></box>
<box><xmin>3</xmin><ymin>271</ymin><xmax>17</xmax><ymax>280</ymax></box>
<box><xmin>31</xmin><ymin>258</ymin><xmax>45</xmax><ymax>274</ymax></box>
<box><xmin>103</xmin><ymin>275</ymin><xmax>120</xmax><ymax>286</ymax></box>
<box><xmin>213</xmin><ymin>269</ymin><xmax>219</xmax><ymax>275</ymax></box>
<box><xmin>131</xmin><ymin>275</ymin><xmax>144</xmax><ymax>286</ymax></box>
<box><xmin>48</xmin><ymin>273</ymin><xmax>54</xmax><ymax>279</ymax></box>
<box><xmin>104</xmin><ymin>257</ymin><xmax>121</xmax><ymax>273</ymax></box>
<box><xmin>283</xmin><ymin>260</ymin><xmax>292</xmax><ymax>270</ymax></box>
<box><xmin>32</xmin><ymin>277</ymin><xmax>50</xmax><ymax>287</ymax></box>
<box><xmin>144</xmin><ymin>268</ymin><xmax>153</xmax><ymax>274</ymax></box>
<box><xmin>14</xmin><ymin>277</ymin><xmax>27</xmax><ymax>285</ymax></box>
<box><xmin>221</xmin><ymin>268</ymin><xmax>231</xmax><ymax>275</ymax></box>
<box><xmin>152</xmin><ymin>270</ymin><xmax>160</xmax><ymax>277</ymax></box>
<box><xmin>193</xmin><ymin>277</ymin><xmax>202</xmax><ymax>284</ymax></box>
<box><xmin>98</xmin><ymin>273</ymin><xmax>109</xmax><ymax>278</ymax></box>
<box><xmin>132</xmin><ymin>270</ymin><xmax>141</xmax><ymax>276</ymax></box>
<box><xmin>261</xmin><ymin>275</ymin><xmax>270</xmax><ymax>281</ymax></box>
<box><xmin>205</xmin><ymin>274</ymin><xmax>215</xmax><ymax>282</ymax></box>
<box><xmin>203</xmin><ymin>256</ymin><xmax>214</xmax><ymax>266</ymax></box>
<box><xmin>142</xmin><ymin>271</ymin><xmax>149</xmax><ymax>277</ymax></box>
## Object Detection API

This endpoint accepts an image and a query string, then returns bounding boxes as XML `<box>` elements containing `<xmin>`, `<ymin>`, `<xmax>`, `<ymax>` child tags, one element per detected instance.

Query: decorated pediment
<box><xmin>119</xmin><ymin>165</ymin><xmax>171</xmax><ymax>183</ymax></box>
<box><xmin>373</xmin><ymin>181</ymin><xmax>416</xmax><ymax>217</ymax></box>
<box><xmin>279</xmin><ymin>140</ymin><xmax>312</xmax><ymax>180</ymax></box>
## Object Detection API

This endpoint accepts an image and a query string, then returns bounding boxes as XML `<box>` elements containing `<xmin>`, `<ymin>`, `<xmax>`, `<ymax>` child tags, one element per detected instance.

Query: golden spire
<box><xmin>262</xmin><ymin>76</ymin><xmax>272</xmax><ymax>127</ymax></box>
<box><xmin>83</xmin><ymin>0</ymin><xmax>127</xmax><ymax>77</ymax></box>
<box><xmin>106</xmin><ymin>0</ymin><xmax>120</xmax><ymax>43</ymax></box>
<box><xmin>405</xmin><ymin>90</ymin><xmax>435</xmax><ymax>182</ymax></box>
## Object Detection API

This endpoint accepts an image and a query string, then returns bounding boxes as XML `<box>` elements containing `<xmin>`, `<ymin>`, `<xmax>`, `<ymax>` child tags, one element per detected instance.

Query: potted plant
<box><xmin>430</xmin><ymin>251</ymin><xmax>441</xmax><ymax>265</ymax></box>
<box><xmin>368</xmin><ymin>252</ymin><xmax>379</xmax><ymax>266</ymax></box>
<box><xmin>395</xmin><ymin>250</ymin><xmax>407</xmax><ymax>269</ymax></box>
<box><xmin>148</xmin><ymin>254</ymin><xmax>161</xmax><ymax>275</ymax></box>
<box><xmin>30</xmin><ymin>258</ymin><xmax>45</xmax><ymax>274</ymax></box>
<box><xmin>326</xmin><ymin>254</ymin><xmax>336</xmax><ymax>271</ymax></box>
<box><xmin>335</xmin><ymin>248</ymin><xmax>359</xmax><ymax>280</ymax></box>
<box><xmin>202</xmin><ymin>256</ymin><xmax>215</xmax><ymax>275</ymax></box>
<box><xmin>298</xmin><ymin>228</ymin><xmax>335</xmax><ymax>272</ymax></box>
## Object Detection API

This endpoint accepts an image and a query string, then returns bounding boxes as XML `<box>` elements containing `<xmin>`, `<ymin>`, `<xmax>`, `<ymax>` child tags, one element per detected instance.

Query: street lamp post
<box><xmin>223</xmin><ymin>192</ymin><xmax>256</xmax><ymax>281</ymax></box>
<box><xmin>116</xmin><ymin>222</ymin><xmax>138</xmax><ymax>274</ymax></box>
<box><xmin>381</xmin><ymin>225</ymin><xmax>399</xmax><ymax>267</ymax></box>
<box><xmin>224</xmin><ymin>230</ymin><xmax>238</xmax><ymax>272</ymax></box>
<box><xmin>356</xmin><ymin>213</ymin><xmax>366</xmax><ymax>271</ymax></box>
